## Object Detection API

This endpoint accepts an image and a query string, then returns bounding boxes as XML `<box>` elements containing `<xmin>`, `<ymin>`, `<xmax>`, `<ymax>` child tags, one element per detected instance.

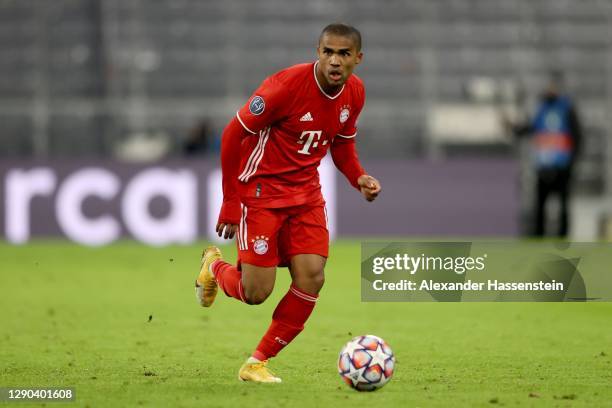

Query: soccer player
<box><xmin>195</xmin><ymin>23</ymin><xmax>381</xmax><ymax>383</ymax></box>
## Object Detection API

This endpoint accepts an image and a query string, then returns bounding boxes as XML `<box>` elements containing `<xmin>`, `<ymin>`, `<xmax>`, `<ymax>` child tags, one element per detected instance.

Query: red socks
<box><xmin>211</xmin><ymin>260</ymin><xmax>246</xmax><ymax>303</ymax></box>
<box><xmin>253</xmin><ymin>285</ymin><xmax>318</xmax><ymax>361</ymax></box>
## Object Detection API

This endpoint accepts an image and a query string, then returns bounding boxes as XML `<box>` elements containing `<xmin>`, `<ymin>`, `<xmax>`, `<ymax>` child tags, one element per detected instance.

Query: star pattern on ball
<box><xmin>366</xmin><ymin>342</ymin><xmax>390</xmax><ymax>369</ymax></box>
<box><xmin>342</xmin><ymin>340</ymin><xmax>365</xmax><ymax>359</ymax></box>
<box><xmin>348</xmin><ymin>366</ymin><xmax>367</xmax><ymax>387</ymax></box>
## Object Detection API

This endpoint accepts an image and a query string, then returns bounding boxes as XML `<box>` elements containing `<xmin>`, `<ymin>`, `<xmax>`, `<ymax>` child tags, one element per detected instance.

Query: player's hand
<box><xmin>216</xmin><ymin>223</ymin><xmax>239</xmax><ymax>239</ymax></box>
<box><xmin>358</xmin><ymin>174</ymin><xmax>381</xmax><ymax>202</ymax></box>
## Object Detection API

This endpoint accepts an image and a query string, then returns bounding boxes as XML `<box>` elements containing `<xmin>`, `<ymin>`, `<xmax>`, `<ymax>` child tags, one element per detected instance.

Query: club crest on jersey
<box><xmin>251</xmin><ymin>235</ymin><xmax>270</xmax><ymax>255</ymax></box>
<box><xmin>340</xmin><ymin>107</ymin><xmax>350</xmax><ymax>123</ymax></box>
<box><xmin>249</xmin><ymin>96</ymin><xmax>265</xmax><ymax>115</ymax></box>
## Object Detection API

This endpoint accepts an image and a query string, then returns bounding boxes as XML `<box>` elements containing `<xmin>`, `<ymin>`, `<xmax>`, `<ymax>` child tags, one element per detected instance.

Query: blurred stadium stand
<box><xmin>0</xmin><ymin>0</ymin><xmax>611</xmax><ymax>196</ymax></box>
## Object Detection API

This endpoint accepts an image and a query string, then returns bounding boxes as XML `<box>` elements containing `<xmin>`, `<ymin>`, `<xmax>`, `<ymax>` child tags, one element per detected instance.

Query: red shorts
<box><xmin>236</xmin><ymin>203</ymin><xmax>329</xmax><ymax>268</ymax></box>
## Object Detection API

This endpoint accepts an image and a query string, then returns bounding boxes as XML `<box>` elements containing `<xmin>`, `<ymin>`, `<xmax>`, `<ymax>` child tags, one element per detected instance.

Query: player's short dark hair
<box><xmin>319</xmin><ymin>23</ymin><xmax>362</xmax><ymax>51</ymax></box>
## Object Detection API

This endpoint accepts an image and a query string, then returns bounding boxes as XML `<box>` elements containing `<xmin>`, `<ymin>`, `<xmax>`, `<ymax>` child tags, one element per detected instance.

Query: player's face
<box><xmin>317</xmin><ymin>34</ymin><xmax>363</xmax><ymax>89</ymax></box>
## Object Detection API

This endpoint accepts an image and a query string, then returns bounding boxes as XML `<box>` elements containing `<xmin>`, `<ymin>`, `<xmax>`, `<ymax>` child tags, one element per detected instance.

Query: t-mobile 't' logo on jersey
<box><xmin>297</xmin><ymin>130</ymin><xmax>327</xmax><ymax>155</ymax></box>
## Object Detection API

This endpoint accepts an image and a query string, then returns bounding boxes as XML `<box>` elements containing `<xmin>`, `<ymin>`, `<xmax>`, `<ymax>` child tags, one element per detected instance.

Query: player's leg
<box><xmin>209</xmin><ymin>260</ymin><xmax>276</xmax><ymax>304</ymax></box>
<box><xmin>534</xmin><ymin>170</ymin><xmax>549</xmax><ymax>236</ymax></box>
<box><xmin>229</xmin><ymin>208</ymin><xmax>286</xmax><ymax>382</ymax></box>
<box><xmin>239</xmin><ymin>254</ymin><xmax>325</xmax><ymax>383</ymax></box>
<box><xmin>244</xmin><ymin>205</ymin><xmax>328</xmax><ymax>379</ymax></box>
<box><xmin>250</xmin><ymin>254</ymin><xmax>325</xmax><ymax>357</ymax></box>
<box><xmin>197</xmin><ymin>205</ymin><xmax>282</xmax><ymax>306</ymax></box>
<box><xmin>557</xmin><ymin>169</ymin><xmax>571</xmax><ymax>237</ymax></box>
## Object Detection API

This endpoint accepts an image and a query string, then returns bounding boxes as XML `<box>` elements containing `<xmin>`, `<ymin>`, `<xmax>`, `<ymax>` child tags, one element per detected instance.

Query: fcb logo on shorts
<box><xmin>339</xmin><ymin>107</ymin><xmax>350</xmax><ymax>123</ymax></box>
<box><xmin>251</xmin><ymin>235</ymin><xmax>270</xmax><ymax>255</ymax></box>
<box><xmin>249</xmin><ymin>96</ymin><xmax>265</xmax><ymax>115</ymax></box>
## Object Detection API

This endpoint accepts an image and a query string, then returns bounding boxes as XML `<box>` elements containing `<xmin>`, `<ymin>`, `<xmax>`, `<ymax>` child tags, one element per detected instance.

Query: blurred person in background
<box><xmin>183</xmin><ymin>119</ymin><xmax>217</xmax><ymax>156</ymax></box>
<box><xmin>503</xmin><ymin>71</ymin><xmax>582</xmax><ymax>238</ymax></box>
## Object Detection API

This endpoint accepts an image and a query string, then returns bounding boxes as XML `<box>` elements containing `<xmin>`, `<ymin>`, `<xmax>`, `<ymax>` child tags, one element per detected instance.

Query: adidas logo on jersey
<box><xmin>299</xmin><ymin>112</ymin><xmax>314</xmax><ymax>122</ymax></box>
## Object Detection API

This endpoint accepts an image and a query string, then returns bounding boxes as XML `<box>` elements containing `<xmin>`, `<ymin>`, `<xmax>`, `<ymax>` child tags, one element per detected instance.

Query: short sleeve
<box><xmin>236</xmin><ymin>76</ymin><xmax>289</xmax><ymax>134</ymax></box>
<box><xmin>337</xmin><ymin>84</ymin><xmax>365</xmax><ymax>139</ymax></box>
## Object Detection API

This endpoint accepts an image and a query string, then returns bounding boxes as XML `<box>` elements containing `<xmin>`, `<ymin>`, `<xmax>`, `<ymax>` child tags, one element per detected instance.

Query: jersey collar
<box><xmin>313</xmin><ymin>61</ymin><xmax>345</xmax><ymax>100</ymax></box>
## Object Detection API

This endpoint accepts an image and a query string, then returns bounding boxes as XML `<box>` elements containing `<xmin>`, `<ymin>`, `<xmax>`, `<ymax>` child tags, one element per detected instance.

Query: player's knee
<box><xmin>297</xmin><ymin>269</ymin><xmax>325</xmax><ymax>294</ymax></box>
<box><xmin>311</xmin><ymin>270</ymin><xmax>325</xmax><ymax>292</ymax></box>
<box><xmin>244</xmin><ymin>287</ymin><xmax>272</xmax><ymax>305</ymax></box>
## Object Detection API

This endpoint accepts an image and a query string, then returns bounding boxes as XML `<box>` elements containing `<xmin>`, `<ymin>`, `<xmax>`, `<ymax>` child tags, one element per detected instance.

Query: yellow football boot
<box><xmin>238</xmin><ymin>359</ymin><xmax>282</xmax><ymax>383</ymax></box>
<box><xmin>195</xmin><ymin>246</ymin><xmax>222</xmax><ymax>307</ymax></box>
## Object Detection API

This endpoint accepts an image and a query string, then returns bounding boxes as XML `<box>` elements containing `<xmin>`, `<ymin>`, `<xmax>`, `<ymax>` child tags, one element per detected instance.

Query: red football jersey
<box><xmin>234</xmin><ymin>62</ymin><xmax>365</xmax><ymax>208</ymax></box>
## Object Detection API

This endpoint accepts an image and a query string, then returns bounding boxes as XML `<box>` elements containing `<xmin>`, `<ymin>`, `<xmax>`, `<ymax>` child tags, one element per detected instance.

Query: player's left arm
<box><xmin>331</xmin><ymin>137</ymin><xmax>381</xmax><ymax>202</ymax></box>
<box><xmin>331</xmin><ymin>86</ymin><xmax>381</xmax><ymax>202</ymax></box>
<box><xmin>357</xmin><ymin>173</ymin><xmax>382</xmax><ymax>202</ymax></box>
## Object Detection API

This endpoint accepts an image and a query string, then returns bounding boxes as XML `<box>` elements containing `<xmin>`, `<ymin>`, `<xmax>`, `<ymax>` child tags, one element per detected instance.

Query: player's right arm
<box><xmin>216</xmin><ymin>74</ymin><xmax>290</xmax><ymax>239</ymax></box>
<box><xmin>216</xmin><ymin>117</ymin><xmax>250</xmax><ymax>239</ymax></box>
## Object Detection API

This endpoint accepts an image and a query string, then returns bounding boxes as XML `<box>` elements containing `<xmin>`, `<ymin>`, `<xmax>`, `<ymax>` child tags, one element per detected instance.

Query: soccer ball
<box><xmin>337</xmin><ymin>334</ymin><xmax>395</xmax><ymax>391</ymax></box>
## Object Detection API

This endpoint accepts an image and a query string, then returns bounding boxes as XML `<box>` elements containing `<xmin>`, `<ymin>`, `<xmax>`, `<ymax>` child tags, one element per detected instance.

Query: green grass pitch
<box><xmin>1</xmin><ymin>240</ymin><xmax>611</xmax><ymax>407</ymax></box>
